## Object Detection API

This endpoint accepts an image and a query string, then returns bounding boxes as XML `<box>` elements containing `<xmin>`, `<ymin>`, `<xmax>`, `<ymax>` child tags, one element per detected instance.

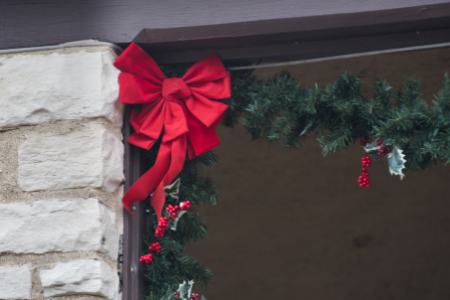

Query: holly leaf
<box><xmin>177</xmin><ymin>280</ymin><xmax>194</xmax><ymax>300</ymax></box>
<box><xmin>200</xmin><ymin>296</ymin><xmax>207</xmax><ymax>300</ymax></box>
<box><xmin>165</xmin><ymin>178</ymin><xmax>181</xmax><ymax>201</ymax></box>
<box><xmin>364</xmin><ymin>141</ymin><xmax>392</xmax><ymax>160</ymax></box>
<box><xmin>178</xmin><ymin>280</ymin><xmax>193</xmax><ymax>300</ymax></box>
<box><xmin>387</xmin><ymin>146</ymin><xmax>406</xmax><ymax>179</ymax></box>
<box><xmin>169</xmin><ymin>210</ymin><xmax>187</xmax><ymax>231</ymax></box>
<box><xmin>363</xmin><ymin>141</ymin><xmax>384</xmax><ymax>160</ymax></box>
<box><xmin>363</xmin><ymin>141</ymin><xmax>379</xmax><ymax>152</ymax></box>
<box><xmin>366</xmin><ymin>150</ymin><xmax>384</xmax><ymax>160</ymax></box>
<box><xmin>151</xmin><ymin>178</ymin><xmax>181</xmax><ymax>201</ymax></box>
<box><xmin>187</xmin><ymin>280</ymin><xmax>194</xmax><ymax>298</ymax></box>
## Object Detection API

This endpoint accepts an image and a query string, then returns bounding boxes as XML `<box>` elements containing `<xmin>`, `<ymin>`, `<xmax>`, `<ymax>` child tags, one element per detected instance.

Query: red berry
<box><xmin>155</xmin><ymin>215</ymin><xmax>172</xmax><ymax>237</ymax></box>
<box><xmin>180</xmin><ymin>200</ymin><xmax>191</xmax><ymax>210</ymax></box>
<box><xmin>149</xmin><ymin>242</ymin><xmax>161</xmax><ymax>253</ymax></box>
<box><xmin>190</xmin><ymin>294</ymin><xmax>199</xmax><ymax>300</ymax></box>
<box><xmin>362</xmin><ymin>156</ymin><xmax>371</xmax><ymax>167</ymax></box>
<box><xmin>376</xmin><ymin>140</ymin><xmax>389</xmax><ymax>156</ymax></box>
<box><xmin>358</xmin><ymin>165</ymin><xmax>370</xmax><ymax>188</ymax></box>
<box><xmin>155</xmin><ymin>227</ymin><xmax>165</xmax><ymax>238</ymax></box>
<box><xmin>139</xmin><ymin>253</ymin><xmax>153</xmax><ymax>264</ymax></box>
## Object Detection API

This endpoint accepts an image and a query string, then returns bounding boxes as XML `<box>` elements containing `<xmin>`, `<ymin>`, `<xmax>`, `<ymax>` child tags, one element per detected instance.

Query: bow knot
<box><xmin>114</xmin><ymin>43</ymin><xmax>230</xmax><ymax>221</ymax></box>
<box><xmin>162</xmin><ymin>78</ymin><xmax>191</xmax><ymax>103</ymax></box>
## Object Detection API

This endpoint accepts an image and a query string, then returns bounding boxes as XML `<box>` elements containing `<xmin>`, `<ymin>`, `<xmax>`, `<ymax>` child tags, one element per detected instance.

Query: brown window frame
<box><xmin>119</xmin><ymin>4</ymin><xmax>450</xmax><ymax>298</ymax></box>
<box><xmin>122</xmin><ymin>105</ymin><xmax>146</xmax><ymax>300</ymax></box>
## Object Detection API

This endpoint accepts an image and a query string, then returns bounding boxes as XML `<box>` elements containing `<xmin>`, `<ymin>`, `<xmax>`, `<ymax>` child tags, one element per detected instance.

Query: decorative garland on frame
<box><xmin>114</xmin><ymin>46</ymin><xmax>450</xmax><ymax>300</ymax></box>
<box><xmin>114</xmin><ymin>44</ymin><xmax>227</xmax><ymax>300</ymax></box>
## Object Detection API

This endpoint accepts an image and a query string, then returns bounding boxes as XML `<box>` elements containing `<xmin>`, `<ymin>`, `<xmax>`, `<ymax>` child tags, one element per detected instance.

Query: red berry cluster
<box><xmin>149</xmin><ymin>242</ymin><xmax>161</xmax><ymax>253</ymax></box>
<box><xmin>190</xmin><ymin>294</ymin><xmax>199</xmax><ymax>300</ymax></box>
<box><xmin>140</xmin><ymin>201</ymin><xmax>191</xmax><ymax>264</ymax></box>
<box><xmin>358</xmin><ymin>167</ymin><xmax>370</xmax><ymax>188</ymax></box>
<box><xmin>173</xmin><ymin>290</ymin><xmax>198</xmax><ymax>299</ymax></box>
<box><xmin>155</xmin><ymin>216</ymin><xmax>170</xmax><ymax>238</ymax></box>
<box><xmin>139</xmin><ymin>253</ymin><xmax>153</xmax><ymax>264</ymax></box>
<box><xmin>155</xmin><ymin>201</ymin><xmax>191</xmax><ymax>238</ymax></box>
<box><xmin>139</xmin><ymin>242</ymin><xmax>163</xmax><ymax>264</ymax></box>
<box><xmin>362</xmin><ymin>156</ymin><xmax>371</xmax><ymax>167</ymax></box>
<box><xmin>180</xmin><ymin>200</ymin><xmax>191</xmax><ymax>210</ymax></box>
<box><xmin>377</xmin><ymin>140</ymin><xmax>389</xmax><ymax>156</ymax></box>
<box><xmin>358</xmin><ymin>139</ymin><xmax>372</xmax><ymax>188</ymax></box>
<box><xmin>166</xmin><ymin>204</ymin><xmax>180</xmax><ymax>218</ymax></box>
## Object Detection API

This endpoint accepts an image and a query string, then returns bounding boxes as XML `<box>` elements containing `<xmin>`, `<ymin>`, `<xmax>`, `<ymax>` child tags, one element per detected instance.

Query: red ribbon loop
<box><xmin>114</xmin><ymin>43</ymin><xmax>230</xmax><ymax>220</ymax></box>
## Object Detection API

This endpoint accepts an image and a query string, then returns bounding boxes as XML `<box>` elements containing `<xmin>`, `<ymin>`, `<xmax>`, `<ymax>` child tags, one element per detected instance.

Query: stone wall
<box><xmin>0</xmin><ymin>44</ymin><xmax>124</xmax><ymax>300</ymax></box>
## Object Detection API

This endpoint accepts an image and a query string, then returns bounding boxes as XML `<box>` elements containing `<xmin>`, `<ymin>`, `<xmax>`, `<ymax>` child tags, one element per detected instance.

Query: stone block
<box><xmin>40</xmin><ymin>259</ymin><xmax>118</xmax><ymax>300</ymax></box>
<box><xmin>0</xmin><ymin>199</ymin><xmax>119</xmax><ymax>258</ymax></box>
<box><xmin>0</xmin><ymin>46</ymin><xmax>122</xmax><ymax>129</ymax></box>
<box><xmin>18</xmin><ymin>121</ymin><xmax>124</xmax><ymax>192</ymax></box>
<box><xmin>0</xmin><ymin>266</ymin><xmax>31</xmax><ymax>299</ymax></box>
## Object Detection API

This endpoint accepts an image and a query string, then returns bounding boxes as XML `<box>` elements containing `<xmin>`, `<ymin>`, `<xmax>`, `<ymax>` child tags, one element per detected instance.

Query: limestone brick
<box><xmin>0</xmin><ymin>199</ymin><xmax>119</xmax><ymax>259</ymax></box>
<box><xmin>0</xmin><ymin>266</ymin><xmax>31</xmax><ymax>299</ymax></box>
<box><xmin>0</xmin><ymin>46</ymin><xmax>122</xmax><ymax>129</ymax></box>
<box><xmin>40</xmin><ymin>259</ymin><xmax>118</xmax><ymax>300</ymax></box>
<box><xmin>17</xmin><ymin>121</ymin><xmax>124</xmax><ymax>192</ymax></box>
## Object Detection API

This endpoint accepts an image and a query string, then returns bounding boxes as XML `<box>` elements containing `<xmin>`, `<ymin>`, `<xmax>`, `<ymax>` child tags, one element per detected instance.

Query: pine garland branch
<box><xmin>142</xmin><ymin>145</ymin><xmax>219</xmax><ymax>300</ymax></box>
<box><xmin>224</xmin><ymin>71</ymin><xmax>450</xmax><ymax>172</ymax></box>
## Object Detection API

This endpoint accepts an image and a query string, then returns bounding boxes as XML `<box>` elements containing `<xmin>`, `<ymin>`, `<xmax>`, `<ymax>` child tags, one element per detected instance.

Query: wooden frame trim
<box><xmin>138</xmin><ymin>28</ymin><xmax>450</xmax><ymax>65</ymax></box>
<box><xmin>134</xmin><ymin>2</ymin><xmax>450</xmax><ymax>44</ymax></box>
<box><xmin>130</xmin><ymin>2</ymin><xmax>450</xmax><ymax>64</ymax></box>
<box><xmin>122</xmin><ymin>105</ymin><xmax>146</xmax><ymax>300</ymax></box>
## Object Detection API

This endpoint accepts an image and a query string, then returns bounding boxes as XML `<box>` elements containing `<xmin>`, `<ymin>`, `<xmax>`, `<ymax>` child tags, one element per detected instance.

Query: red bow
<box><xmin>114</xmin><ymin>43</ymin><xmax>230</xmax><ymax>220</ymax></box>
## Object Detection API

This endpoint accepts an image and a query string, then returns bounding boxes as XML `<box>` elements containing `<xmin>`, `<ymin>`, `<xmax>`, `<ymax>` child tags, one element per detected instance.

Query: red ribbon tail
<box><xmin>122</xmin><ymin>141</ymin><xmax>171</xmax><ymax>214</ymax></box>
<box><xmin>164</xmin><ymin>135</ymin><xmax>187</xmax><ymax>186</ymax></box>
<box><xmin>151</xmin><ymin>135</ymin><xmax>187</xmax><ymax>220</ymax></box>
<box><xmin>122</xmin><ymin>135</ymin><xmax>187</xmax><ymax>221</ymax></box>
<box><xmin>150</xmin><ymin>181</ymin><xmax>166</xmax><ymax>220</ymax></box>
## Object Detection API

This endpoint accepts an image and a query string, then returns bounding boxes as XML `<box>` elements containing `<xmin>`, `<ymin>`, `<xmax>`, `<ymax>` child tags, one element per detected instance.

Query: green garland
<box><xmin>141</xmin><ymin>66</ymin><xmax>450</xmax><ymax>300</ymax></box>
<box><xmin>227</xmin><ymin>70</ymin><xmax>450</xmax><ymax>172</ymax></box>
<box><xmin>142</xmin><ymin>142</ymin><xmax>218</xmax><ymax>300</ymax></box>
